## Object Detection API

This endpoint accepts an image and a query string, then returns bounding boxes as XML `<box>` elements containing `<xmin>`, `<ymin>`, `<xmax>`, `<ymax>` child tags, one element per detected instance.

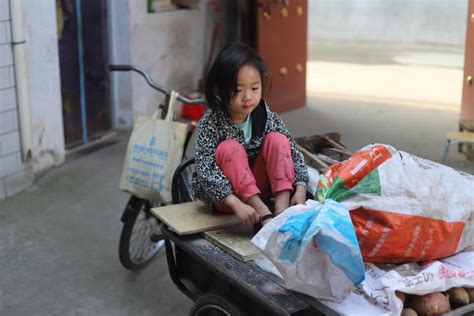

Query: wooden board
<box><xmin>460</xmin><ymin>119</ymin><xmax>474</xmax><ymax>131</ymax></box>
<box><xmin>151</xmin><ymin>201</ymin><xmax>240</xmax><ymax>236</ymax></box>
<box><xmin>458</xmin><ymin>120</ymin><xmax>474</xmax><ymax>155</ymax></box>
<box><xmin>447</xmin><ymin>131</ymin><xmax>474</xmax><ymax>143</ymax></box>
<box><xmin>204</xmin><ymin>225</ymin><xmax>261</xmax><ymax>262</ymax></box>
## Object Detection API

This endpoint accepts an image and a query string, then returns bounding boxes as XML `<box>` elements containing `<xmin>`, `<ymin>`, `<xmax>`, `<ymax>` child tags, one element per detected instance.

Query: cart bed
<box><xmin>162</xmin><ymin>225</ymin><xmax>338</xmax><ymax>315</ymax></box>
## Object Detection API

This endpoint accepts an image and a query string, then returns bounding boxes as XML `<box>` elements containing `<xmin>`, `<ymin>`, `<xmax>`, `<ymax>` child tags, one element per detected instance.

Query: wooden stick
<box><xmin>297</xmin><ymin>144</ymin><xmax>329</xmax><ymax>169</ymax></box>
<box><xmin>324</xmin><ymin>147</ymin><xmax>350</xmax><ymax>155</ymax></box>
<box><xmin>317</xmin><ymin>153</ymin><xmax>340</xmax><ymax>165</ymax></box>
<box><xmin>323</xmin><ymin>136</ymin><xmax>353</xmax><ymax>155</ymax></box>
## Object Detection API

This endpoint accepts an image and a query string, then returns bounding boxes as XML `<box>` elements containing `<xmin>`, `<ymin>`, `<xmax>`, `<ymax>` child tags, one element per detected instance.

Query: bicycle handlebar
<box><xmin>178</xmin><ymin>94</ymin><xmax>206</xmax><ymax>105</ymax></box>
<box><xmin>109</xmin><ymin>64</ymin><xmax>132</xmax><ymax>72</ymax></box>
<box><xmin>109</xmin><ymin>64</ymin><xmax>206</xmax><ymax>105</ymax></box>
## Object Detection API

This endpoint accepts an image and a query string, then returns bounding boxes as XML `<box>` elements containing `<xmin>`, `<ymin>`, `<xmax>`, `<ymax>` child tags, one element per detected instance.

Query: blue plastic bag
<box><xmin>279</xmin><ymin>199</ymin><xmax>364</xmax><ymax>287</ymax></box>
<box><xmin>252</xmin><ymin>199</ymin><xmax>365</xmax><ymax>302</ymax></box>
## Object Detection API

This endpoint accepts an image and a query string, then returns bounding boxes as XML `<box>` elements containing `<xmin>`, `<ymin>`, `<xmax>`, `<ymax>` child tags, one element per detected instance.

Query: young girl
<box><xmin>192</xmin><ymin>42</ymin><xmax>308</xmax><ymax>226</ymax></box>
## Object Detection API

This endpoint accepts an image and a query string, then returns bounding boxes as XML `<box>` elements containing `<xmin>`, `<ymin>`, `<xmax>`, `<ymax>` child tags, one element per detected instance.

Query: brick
<box><xmin>0</xmin><ymin>23</ymin><xmax>6</xmax><ymax>45</ymax></box>
<box><xmin>0</xmin><ymin>130</ymin><xmax>19</xmax><ymax>155</ymax></box>
<box><xmin>0</xmin><ymin>151</ymin><xmax>21</xmax><ymax>178</ymax></box>
<box><xmin>0</xmin><ymin>0</ymin><xmax>9</xmax><ymax>22</ymax></box>
<box><xmin>5</xmin><ymin>21</ymin><xmax>9</xmax><ymax>42</ymax></box>
<box><xmin>0</xmin><ymin>65</ymin><xmax>14</xmax><ymax>89</ymax></box>
<box><xmin>0</xmin><ymin>44</ymin><xmax>12</xmax><ymax>66</ymax></box>
<box><xmin>0</xmin><ymin>109</ymin><xmax>14</xmax><ymax>134</ymax></box>
<box><xmin>5</xmin><ymin>167</ymin><xmax>33</xmax><ymax>197</ymax></box>
<box><xmin>12</xmin><ymin>108</ymin><xmax>17</xmax><ymax>130</ymax></box>
<box><xmin>0</xmin><ymin>178</ymin><xmax>6</xmax><ymax>200</ymax></box>
<box><xmin>0</xmin><ymin>21</ymin><xmax>10</xmax><ymax>44</ymax></box>
<box><xmin>0</xmin><ymin>87</ymin><xmax>16</xmax><ymax>112</ymax></box>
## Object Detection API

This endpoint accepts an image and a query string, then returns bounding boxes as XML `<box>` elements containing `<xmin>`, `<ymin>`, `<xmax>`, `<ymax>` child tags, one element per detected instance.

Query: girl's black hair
<box><xmin>205</xmin><ymin>42</ymin><xmax>270</xmax><ymax>111</ymax></box>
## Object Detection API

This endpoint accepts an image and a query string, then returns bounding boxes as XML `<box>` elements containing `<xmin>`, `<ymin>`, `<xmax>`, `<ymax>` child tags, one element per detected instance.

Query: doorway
<box><xmin>57</xmin><ymin>0</ymin><xmax>111</xmax><ymax>149</ymax></box>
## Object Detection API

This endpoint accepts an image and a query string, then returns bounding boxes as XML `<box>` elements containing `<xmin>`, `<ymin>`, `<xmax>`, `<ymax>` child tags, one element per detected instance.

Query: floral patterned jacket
<box><xmin>192</xmin><ymin>99</ymin><xmax>308</xmax><ymax>210</ymax></box>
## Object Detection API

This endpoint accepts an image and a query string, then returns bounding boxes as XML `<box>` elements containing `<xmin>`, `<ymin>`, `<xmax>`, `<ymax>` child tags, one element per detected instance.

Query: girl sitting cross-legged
<box><xmin>192</xmin><ymin>42</ymin><xmax>309</xmax><ymax>227</ymax></box>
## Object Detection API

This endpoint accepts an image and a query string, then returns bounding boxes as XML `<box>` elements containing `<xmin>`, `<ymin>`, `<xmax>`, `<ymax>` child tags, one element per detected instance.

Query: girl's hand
<box><xmin>233</xmin><ymin>204</ymin><xmax>260</xmax><ymax>225</ymax></box>
<box><xmin>224</xmin><ymin>194</ymin><xmax>260</xmax><ymax>225</ymax></box>
<box><xmin>290</xmin><ymin>185</ymin><xmax>307</xmax><ymax>206</ymax></box>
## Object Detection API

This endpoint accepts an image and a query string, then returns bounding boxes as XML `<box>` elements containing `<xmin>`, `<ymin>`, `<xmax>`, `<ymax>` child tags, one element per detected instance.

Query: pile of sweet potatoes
<box><xmin>398</xmin><ymin>287</ymin><xmax>474</xmax><ymax>315</ymax></box>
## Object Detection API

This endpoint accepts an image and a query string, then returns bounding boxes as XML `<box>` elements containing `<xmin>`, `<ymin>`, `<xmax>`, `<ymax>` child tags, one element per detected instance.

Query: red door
<box><xmin>255</xmin><ymin>0</ymin><xmax>307</xmax><ymax>113</ymax></box>
<box><xmin>461</xmin><ymin>0</ymin><xmax>474</xmax><ymax>121</ymax></box>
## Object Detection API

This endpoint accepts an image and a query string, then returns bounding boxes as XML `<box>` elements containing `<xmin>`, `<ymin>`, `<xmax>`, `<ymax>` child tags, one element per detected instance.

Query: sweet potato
<box><xmin>408</xmin><ymin>292</ymin><xmax>450</xmax><ymax>315</ymax></box>
<box><xmin>447</xmin><ymin>287</ymin><xmax>469</xmax><ymax>307</ymax></box>
<box><xmin>401</xmin><ymin>308</ymin><xmax>418</xmax><ymax>316</ymax></box>
<box><xmin>465</xmin><ymin>287</ymin><xmax>474</xmax><ymax>303</ymax></box>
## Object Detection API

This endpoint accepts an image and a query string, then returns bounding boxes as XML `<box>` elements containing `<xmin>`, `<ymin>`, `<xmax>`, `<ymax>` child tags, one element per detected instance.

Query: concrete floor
<box><xmin>1</xmin><ymin>44</ymin><xmax>473</xmax><ymax>315</ymax></box>
<box><xmin>304</xmin><ymin>41</ymin><xmax>472</xmax><ymax>174</ymax></box>
<box><xmin>0</xmin><ymin>138</ymin><xmax>192</xmax><ymax>316</ymax></box>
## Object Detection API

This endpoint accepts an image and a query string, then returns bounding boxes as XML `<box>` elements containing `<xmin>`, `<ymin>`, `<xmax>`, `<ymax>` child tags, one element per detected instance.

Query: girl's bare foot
<box><xmin>247</xmin><ymin>195</ymin><xmax>272</xmax><ymax>217</ymax></box>
<box><xmin>274</xmin><ymin>190</ymin><xmax>291</xmax><ymax>216</ymax></box>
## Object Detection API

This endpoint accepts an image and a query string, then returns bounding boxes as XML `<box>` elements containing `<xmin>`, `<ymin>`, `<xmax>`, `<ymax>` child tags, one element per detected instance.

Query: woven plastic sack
<box><xmin>317</xmin><ymin>144</ymin><xmax>474</xmax><ymax>263</ymax></box>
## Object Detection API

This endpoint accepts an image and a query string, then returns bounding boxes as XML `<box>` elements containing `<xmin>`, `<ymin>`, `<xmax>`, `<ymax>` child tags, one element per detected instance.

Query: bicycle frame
<box><xmin>110</xmin><ymin>64</ymin><xmax>206</xmax><ymax>270</ymax></box>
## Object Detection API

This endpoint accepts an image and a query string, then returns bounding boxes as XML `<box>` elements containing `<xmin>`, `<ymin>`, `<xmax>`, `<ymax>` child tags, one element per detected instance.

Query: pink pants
<box><xmin>214</xmin><ymin>132</ymin><xmax>295</xmax><ymax>213</ymax></box>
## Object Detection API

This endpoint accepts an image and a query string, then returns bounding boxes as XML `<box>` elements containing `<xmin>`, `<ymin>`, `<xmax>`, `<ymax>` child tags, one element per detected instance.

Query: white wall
<box><xmin>109</xmin><ymin>1</ymin><xmax>239</xmax><ymax>126</ymax></box>
<box><xmin>23</xmin><ymin>0</ymin><xmax>65</xmax><ymax>173</ymax></box>
<box><xmin>128</xmin><ymin>1</ymin><xmax>207</xmax><ymax>119</ymax></box>
<box><xmin>108</xmin><ymin>0</ymin><xmax>133</xmax><ymax>129</ymax></box>
<box><xmin>0</xmin><ymin>0</ymin><xmax>31</xmax><ymax>199</ymax></box>
<box><xmin>309</xmin><ymin>0</ymin><xmax>468</xmax><ymax>47</ymax></box>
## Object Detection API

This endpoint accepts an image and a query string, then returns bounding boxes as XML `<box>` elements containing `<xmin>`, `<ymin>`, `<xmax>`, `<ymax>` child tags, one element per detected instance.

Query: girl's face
<box><xmin>228</xmin><ymin>64</ymin><xmax>262</xmax><ymax>123</ymax></box>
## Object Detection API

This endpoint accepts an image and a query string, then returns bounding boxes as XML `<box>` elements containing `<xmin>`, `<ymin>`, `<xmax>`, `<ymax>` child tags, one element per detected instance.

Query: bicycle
<box><xmin>109</xmin><ymin>65</ymin><xmax>205</xmax><ymax>270</ymax></box>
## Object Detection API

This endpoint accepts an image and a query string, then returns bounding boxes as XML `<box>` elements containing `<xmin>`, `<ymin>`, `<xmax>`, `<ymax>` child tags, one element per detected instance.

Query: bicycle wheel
<box><xmin>119</xmin><ymin>196</ymin><xmax>164</xmax><ymax>270</ymax></box>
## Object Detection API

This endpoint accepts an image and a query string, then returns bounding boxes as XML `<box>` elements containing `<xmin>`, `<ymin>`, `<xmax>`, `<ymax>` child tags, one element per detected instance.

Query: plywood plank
<box><xmin>460</xmin><ymin>119</ymin><xmax>474</xmax><ymax>131</ymax></box>
<box><xmin>204</xmin><ymin>225</ymin><xmax>261</xmax><ymax>262</ymax></box>
<box><xmin>447</xmin><ymin>131</ymin><xmax>474</xmax><ymax>142</ymax></box>
<box><xmin>151</xmin><ymin>201</ymin><xmax>239</xmax><ymax>235</ymax></box>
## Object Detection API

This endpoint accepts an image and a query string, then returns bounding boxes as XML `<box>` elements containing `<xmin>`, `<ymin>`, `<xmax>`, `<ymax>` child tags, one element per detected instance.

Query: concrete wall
<box><xmin>108</xmin><ymin>1</ymin><xmax>241</xmax><ymax>127</ymax></box>
<box><xmin>0</xmin><ymin>0</ymin><xmax>32</xmax><ymax>199</ymax></box>
<box><xmin>309</xmin><ymin>0</ymin><xmax>468</xmax><ymax>47</ymax></box>
<box><xmin>0</xmin><ymin>0</ymin><xmax>64</xmax><ymax>201</ymax></box>
<box><xmin>128</xmin><ymin>1</ymin><xmax>208</xmax><ymax>119</ymax></box>
<box><xmin>108</xmin><ymin>0</ymin><xmax>133</xmax><ymax>129</ymax></box>
<box><xmin>23</xmin><ymin>0</ymin><xmax>65</xmax><ymax>173</ymax></box>
<box><xmin>1</xmin><ymin>0</ymin><xmax>219</xmax><ymax>200</ymax></box>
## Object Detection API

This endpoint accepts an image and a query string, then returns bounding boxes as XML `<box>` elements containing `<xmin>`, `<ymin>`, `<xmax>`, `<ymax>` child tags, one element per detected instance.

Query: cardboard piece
<box><xmin>151</xmin><ymin>201</ymin><xmax>239</xmax><ymax>235</ymax></box>
<box><xmin>204</xmin><ymin>224</ymin><xmax>261</xmax><ymax>262</ymax></box>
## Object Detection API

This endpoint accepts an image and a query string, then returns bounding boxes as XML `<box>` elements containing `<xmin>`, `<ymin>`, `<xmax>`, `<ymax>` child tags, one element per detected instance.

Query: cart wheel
<box><xmin>190</xmin><ymin>293</ymin><xmax>244</xmax><ymax>316</ymax></box>
<box><xmin>119</xmin><ymin>196</ymin><xmax>164</xmax><ymax>270</ymax></box>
